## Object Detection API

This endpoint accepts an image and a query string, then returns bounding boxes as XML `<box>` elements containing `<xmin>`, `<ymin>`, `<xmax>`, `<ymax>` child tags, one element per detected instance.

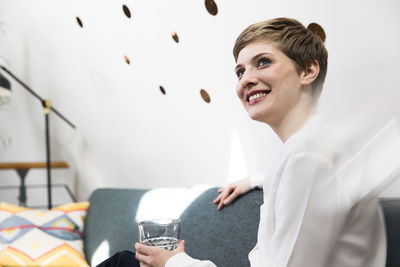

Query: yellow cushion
<box><xmin>0</xmin><ymin>202</ymin><xmax>90</xmax><ymax>267</ymax></box>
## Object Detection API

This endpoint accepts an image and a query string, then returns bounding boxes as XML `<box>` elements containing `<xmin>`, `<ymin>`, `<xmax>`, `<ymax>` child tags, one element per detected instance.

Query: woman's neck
<box><xmin>272</xmin><ymin>104</ymin><xmax>316</xmax><ymax>143</ymax></box>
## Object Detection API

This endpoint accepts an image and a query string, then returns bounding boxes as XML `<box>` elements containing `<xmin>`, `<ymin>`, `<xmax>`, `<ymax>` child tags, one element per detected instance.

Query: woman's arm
<box><xmin>266</xmin><ymin>153</ymin><xmax>344</xmax><ymax>267</ymax></box>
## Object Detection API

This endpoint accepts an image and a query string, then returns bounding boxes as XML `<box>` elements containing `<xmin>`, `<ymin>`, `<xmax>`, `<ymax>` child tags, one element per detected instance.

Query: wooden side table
<box><xmin>0</xmin><ymin>161</ymin><xmax>75</xmax><ymax>207</ymax></box>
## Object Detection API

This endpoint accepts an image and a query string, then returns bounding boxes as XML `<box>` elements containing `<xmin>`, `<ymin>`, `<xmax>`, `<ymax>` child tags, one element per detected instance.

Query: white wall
<box><xmin>1</xmin><ymin>0</ymin><xmax>400</xmax><ymax>206</ymax></box>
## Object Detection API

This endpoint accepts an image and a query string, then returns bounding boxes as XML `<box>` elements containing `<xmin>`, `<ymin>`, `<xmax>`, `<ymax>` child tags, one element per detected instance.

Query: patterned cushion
<box><xmin>0</xmin><ymin>202</ymin><xmax>90</xmax><ymax>267</ymax></box>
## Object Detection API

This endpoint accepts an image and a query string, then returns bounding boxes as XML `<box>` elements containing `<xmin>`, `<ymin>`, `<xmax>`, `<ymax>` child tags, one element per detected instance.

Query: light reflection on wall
<box><xmin>227</xmin><ymin>128</ymin><xmax>248</xmax><ymax>183</ymax></box>
<box><xmin>135</xmin><ymin>185</ymin><xmax>211</xmax><ymax>222</ymax></box>
<box><xmin>91</xmin><ymin>240</ymin><xmax>110</xmax><ymax>267</ymax></box>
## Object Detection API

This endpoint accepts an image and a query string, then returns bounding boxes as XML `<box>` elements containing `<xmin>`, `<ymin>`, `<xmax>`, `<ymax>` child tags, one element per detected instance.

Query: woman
<box><xmin>98</xmin><ymin>17</ymin><xmax>395</xmax><ymax>267</ymax></box>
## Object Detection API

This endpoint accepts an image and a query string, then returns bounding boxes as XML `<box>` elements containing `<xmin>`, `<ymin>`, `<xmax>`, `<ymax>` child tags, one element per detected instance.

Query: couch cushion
<box><xmin>380</xmin><ymin>198</ymin><xmax>400</xmax><ymax>267</ymax></box>
<box><xmin>180</xmin><ymin>188</ymin><xmax>263</xmax><ymax>267</ymax></box>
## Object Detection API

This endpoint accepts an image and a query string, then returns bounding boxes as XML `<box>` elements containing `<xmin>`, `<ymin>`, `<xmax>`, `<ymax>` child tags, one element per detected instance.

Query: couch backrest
<box><xmin>84</xmin><ymin>188</ymin><xmax>400</xmax><ymax>267</ymax></box>
<box><xmin>84</xmin><ymin>188</ymin><xmax>263</xmax><ymax>267</ymax></box>
<box><xmin>381</xmin><ymin>198</ymin><xmax>400</xmax><ymax>267</ymax></box>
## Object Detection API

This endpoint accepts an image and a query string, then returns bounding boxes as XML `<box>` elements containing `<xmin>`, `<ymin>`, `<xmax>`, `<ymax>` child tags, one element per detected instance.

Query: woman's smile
<box><xmin>246</xmin><ymin>89</ymin><xmax>271</xmax><ymax>105</ymax></box>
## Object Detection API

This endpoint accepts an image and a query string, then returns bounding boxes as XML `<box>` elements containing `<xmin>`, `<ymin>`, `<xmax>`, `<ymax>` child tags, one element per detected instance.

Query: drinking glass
<box><xmin>138</xmin><ymin>219</ymin><xmax>181</xmax><ymax>251</ymax></box>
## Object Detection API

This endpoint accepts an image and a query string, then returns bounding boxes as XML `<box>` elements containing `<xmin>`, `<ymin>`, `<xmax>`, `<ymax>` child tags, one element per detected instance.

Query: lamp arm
<box><xmin>0</xmin><ymin>65</ymin><xmax>76</xmax><ymax>129</ymax></box>
<box><xmin>50</xmin><ymin>106</ymin><xmax>76</xmax><ymax>129</ymax></box>
<box><xmin>1</xmin><ymin>65</ymin><xmax>43</xmax><ymax>102</ymax></box>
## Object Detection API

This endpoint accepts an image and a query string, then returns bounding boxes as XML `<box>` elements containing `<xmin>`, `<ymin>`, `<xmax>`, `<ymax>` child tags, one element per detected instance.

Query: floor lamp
<box><xmin>0</xmin><ymin>64</ymin><xmax>76</xmax><ymax>209</ymax></box>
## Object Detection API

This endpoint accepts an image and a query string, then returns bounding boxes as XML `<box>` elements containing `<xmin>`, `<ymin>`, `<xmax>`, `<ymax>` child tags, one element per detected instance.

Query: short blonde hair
<box><xmin>233</xmin><ymin>17</ymin><xmax>328</xmax><ymax>95</ymax></box>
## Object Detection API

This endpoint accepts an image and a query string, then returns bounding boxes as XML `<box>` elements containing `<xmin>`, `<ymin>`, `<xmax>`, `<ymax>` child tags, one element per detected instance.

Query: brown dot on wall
<box><xmin>172</xmin><ymin>32</ymin><xmax>179</xmax><ymax>43</ymax></box>
<box><xmin>124</xmin><ymin>55</ymin><xmax>130</xmax><ymax>64</ymax></box>
<box><xmin>200</xmin><ymin>89</ymin><xmax>211</xmax><ymax>103</ymax></box>
<box><xmin>205</xmin><ymin>0</ymin><xmax>218</xmax><ymax>16</ymax></box>
<box><xmin>76</xmin><ymin>16</ymin><xmax>83</xmax><ymax>28</ymax></box>
<box><xmin>123</xmin><ymin>4</ymin><xmax>131</xmax><ymax>18</ymax></box>
<box><xmin>159</xmin><ymin>86</ymin><xmax>166</xmax><ymax>95</ymax></box>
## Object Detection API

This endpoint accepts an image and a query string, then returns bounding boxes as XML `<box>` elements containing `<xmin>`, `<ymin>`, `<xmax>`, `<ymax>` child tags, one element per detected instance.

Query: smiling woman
<box><xmin>93</xmin><ymin>17</ymin><xmax>400</xmax><ymax>267</ymax></box>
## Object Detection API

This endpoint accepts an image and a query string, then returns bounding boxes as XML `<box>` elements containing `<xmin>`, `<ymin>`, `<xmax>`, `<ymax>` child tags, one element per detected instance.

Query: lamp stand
<box><xmin>0</xmin><ymin>65</ymin><xmax>75</xmax><ymax>209</ymax></box>
<box><xmin>43</xmin><ymin>100</ymin><xmax>52</xmax><ymax>209</ymax></box>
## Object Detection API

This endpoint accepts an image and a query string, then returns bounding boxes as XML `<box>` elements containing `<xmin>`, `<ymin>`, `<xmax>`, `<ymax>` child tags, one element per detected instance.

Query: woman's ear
<box><xmin>301</xmin><ymin>60</ymin><xmax>320</xmax><ymax>86</ymax></box>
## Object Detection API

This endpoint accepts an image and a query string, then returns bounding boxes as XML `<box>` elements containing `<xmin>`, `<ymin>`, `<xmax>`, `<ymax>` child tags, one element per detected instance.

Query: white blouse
<box><xmin>166</xmin><ymin>115</ymin><xmax>400</xmax><ymax>267</ymax></box>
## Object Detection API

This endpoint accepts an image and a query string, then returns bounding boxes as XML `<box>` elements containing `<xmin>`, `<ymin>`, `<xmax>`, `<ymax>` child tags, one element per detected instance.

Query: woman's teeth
<box><xmin>249</xmin><ymin>92</ymin><xmax>267</xmax><ymax>102</ymax></box>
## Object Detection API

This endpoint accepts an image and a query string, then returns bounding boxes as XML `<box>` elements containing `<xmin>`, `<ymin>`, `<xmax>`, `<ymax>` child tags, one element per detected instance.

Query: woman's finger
<box><xmin>218</xmin><ymin>191</ymin><xmax>231</xmax><ymax>209</ymax></box>
<box><xmin>214</xmin><ymin>187</ymin><xmax>230</xmax><ymax>203</ymax></box>
<box><xmin>213</xmin><ymin>194</ymin><xmax>221</xmax><ymax>204</ymax></box>
<box><xmin>222</xmin><ymin>186</ymin><xmax>235</xmax><ymax>198</ymax></box>
<box><xmin>135</xmin><ymin>251</ymin><xmax>149</xmax><ymax>264</ymax></box>
<box><xmin>217</xmin><ymin>193</ymin><xmax>228</xmax><ymax>209</ymax></box>
<box><xmin>176</xmin><ymin>240</ymin><xmax>185</xmax><ymax>253</ymax></box>
<box><xmin>136</xmin><ymin>243</ymin><xmax>157</xmax><ymax>256</ymax></box>
<box><xmin>222</xmin><ymin>188</ymin><xmax>239</xmax><ymax>205</ymax></box>
<box><xmin>218</xmin><ymin>187</ymin><xmax>236</xmax><ymax>209</ymax></box>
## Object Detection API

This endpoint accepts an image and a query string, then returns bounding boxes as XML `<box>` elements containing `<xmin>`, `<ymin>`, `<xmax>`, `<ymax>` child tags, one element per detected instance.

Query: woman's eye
<box><xmin>236</xmin><ymin>69</ymin><xmax>245</xmax><ymax>79</ymax></box>
<box><xmin>258</xmin><ymin>58</ymin><xmax>271</xmax><ymax>67</ymax></box>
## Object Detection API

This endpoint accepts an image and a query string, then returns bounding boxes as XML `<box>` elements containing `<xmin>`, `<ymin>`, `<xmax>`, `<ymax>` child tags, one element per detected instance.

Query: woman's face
<box><xmin>235</xmin><ymin>40</ymin><xmax>304</xmax><ymax>127</ymax></box>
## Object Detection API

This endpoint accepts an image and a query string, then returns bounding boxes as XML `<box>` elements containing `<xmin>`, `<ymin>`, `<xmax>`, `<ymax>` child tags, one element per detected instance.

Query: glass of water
<box><xmin>138</xmin><ymin>219</ymin><xmax>181</xmax><ymax>251</ymax></box>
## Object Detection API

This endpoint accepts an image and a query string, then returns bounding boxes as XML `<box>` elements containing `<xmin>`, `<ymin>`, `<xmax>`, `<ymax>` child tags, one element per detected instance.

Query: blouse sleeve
<box><xmin>165</xmin><ymin>252</ymin><xmax>217</xmax><ymax>267</ymax></box>
<box><xmin>249</xmin><ymin>173</ymin><xmax>264</xmax><ymax>189</ymax></box>
<box><xmin>267</xmin><ymin>153</ymin><xmax>344</xmax><ymax>267</ymax></box>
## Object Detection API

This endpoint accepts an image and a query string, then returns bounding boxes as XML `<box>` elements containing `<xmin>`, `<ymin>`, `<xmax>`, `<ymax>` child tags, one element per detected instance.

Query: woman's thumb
<box><xmin>177</xmin><ymin>240</ymin><xmax>185</xmax><ymax>252</ymax></box>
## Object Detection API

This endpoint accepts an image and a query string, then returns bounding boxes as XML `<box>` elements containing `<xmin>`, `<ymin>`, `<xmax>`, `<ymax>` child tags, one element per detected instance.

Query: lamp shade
<box><xmin>0</xmin><ymin>71</ymin><xmax>11</xmax><ymax>96</ymax></box>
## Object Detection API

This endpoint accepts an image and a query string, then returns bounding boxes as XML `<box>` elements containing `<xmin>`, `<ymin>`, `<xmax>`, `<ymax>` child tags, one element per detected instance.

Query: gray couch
<box><xmin>83</xmin><ymin>188</ymin><xmax>400</xmax><ymax>267</ymax></box>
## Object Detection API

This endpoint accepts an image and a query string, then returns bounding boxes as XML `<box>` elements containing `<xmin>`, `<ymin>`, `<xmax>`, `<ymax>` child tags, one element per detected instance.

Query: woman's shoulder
<box><xmin>287</xmin><ymin>114</ymin><xmax>368</xmax><ymax>166</ymax></box>
<box><xmin>288</xmin><ymin>114</ymin><xmax>400</xmax><ymax>173</ymax></box>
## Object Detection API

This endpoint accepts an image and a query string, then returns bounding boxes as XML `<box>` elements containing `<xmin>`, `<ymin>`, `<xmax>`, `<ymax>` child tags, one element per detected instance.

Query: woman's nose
<box><xmin>239</xmin><ymin>70</ymin><xmax>258</xmax><ymax>89</ymax></box>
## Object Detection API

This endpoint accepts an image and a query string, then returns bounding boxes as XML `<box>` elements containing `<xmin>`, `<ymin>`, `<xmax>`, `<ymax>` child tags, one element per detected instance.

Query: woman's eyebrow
<box><xmin>234</xmin><ymin>64</ymin><xmax>243</xmax><ymax>72</ymax></box>
<box><xmin>253</xmin><ymin>52</ymin><xmax>273</xmax><ymax>59</ymax></box>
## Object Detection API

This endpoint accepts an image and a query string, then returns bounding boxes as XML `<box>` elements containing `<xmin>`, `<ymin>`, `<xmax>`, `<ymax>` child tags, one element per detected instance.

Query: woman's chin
<box><xmin>245</xmin><ymin>103</ymin><xmax>271</xmax><ymax>123</ymax></box>
<box><xmin>248</xmin><ymin>111</ymin><xmax>267</xmax><ymax>123</ymax></box>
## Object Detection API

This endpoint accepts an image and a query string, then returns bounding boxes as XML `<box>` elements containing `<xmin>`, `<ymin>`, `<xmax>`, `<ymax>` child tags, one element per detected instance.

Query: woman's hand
<box><xmin>213</xmin><ymin>177</ymin><xmax>251</xmax><ymax>210</ymax></box>
<box><xmin>135</xmin><ymin>241</ymin><xmax>185</xmax><ymax>267</ymax></box>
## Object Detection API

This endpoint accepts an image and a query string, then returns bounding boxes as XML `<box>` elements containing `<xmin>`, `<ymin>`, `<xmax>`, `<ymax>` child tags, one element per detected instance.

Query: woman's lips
<box><xmin>246</xmin><ymin>90</ymin><xmax>271</xmax><ymax>105</ymax></box>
